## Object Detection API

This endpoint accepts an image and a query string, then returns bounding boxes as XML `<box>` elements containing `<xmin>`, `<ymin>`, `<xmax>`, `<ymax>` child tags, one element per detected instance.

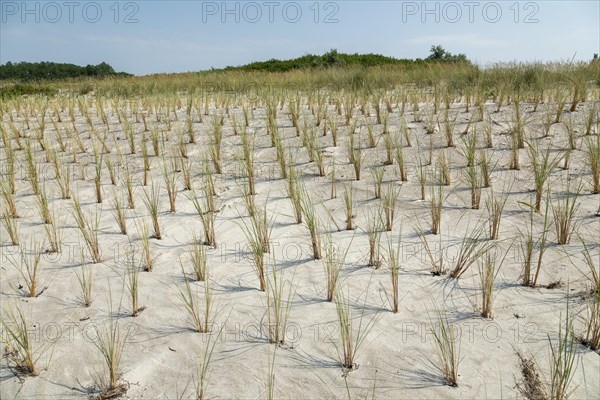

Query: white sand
<box><xmin>1</xmin><ymin>95</ymin><xmax>599</xmax><ymax>399</ymax></box>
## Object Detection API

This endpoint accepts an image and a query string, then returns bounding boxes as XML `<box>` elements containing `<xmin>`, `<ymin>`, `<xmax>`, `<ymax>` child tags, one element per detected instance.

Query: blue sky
<box><xmin>1</xmin><ymin>1</ymin><xmax>599</xmax><ymax>75</ymax></box>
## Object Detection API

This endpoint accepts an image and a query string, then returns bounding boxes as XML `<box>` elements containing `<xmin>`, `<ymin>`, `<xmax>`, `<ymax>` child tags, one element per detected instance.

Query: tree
<box><xmin>428</xmin><ymin>45</ymin><xmax>448</xmax><ymax>60</ymax></box>
<box><xmin>427</xmin><ymin>45</ymin><xmax>468</xmax><ymax>63</ymax></box>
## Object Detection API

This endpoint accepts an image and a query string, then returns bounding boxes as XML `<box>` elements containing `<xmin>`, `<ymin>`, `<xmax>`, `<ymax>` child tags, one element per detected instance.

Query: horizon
<box><xmin>1</xmin><ymin>1</ymin><xmax>599</xmax><ymax>76</ymax></box>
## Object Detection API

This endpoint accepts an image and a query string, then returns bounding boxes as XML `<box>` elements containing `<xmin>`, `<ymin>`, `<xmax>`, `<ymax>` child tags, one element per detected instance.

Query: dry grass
<box><xmin>552</xmin><ymin>179</ymin><xmax>581</xmax><ymax>245</ymax></box>
<box><xmin>428</xmin><ymin>180</ymin><xmax>443</xmax><ymax>235</ymax></box>
<box><xmin>189</xmin><ymin>231</ymin><xmax>208</xmax><ymax>281</ymax></box>
<box><xmin>239</xmin><ymin>205</ymin><xmax>269</xmax><ymax>292</ymax></box>
<box><xmin>43</xmin><ymin>204</ymin><xmax>63</xmax><ymax>253</ymax></box>
<box><xmin>8</xmin><ymin>241</ymin><xmax>44</xmax><ymax>297</ymax></box>
<box><xmin>429</xmin><ymin>306</ymin><xmax>460</xmax><ymax>387</ymax></box>
<box><xmin>123</xmin><ymin>165</ymin><xmax>136</xmax><ymax>209</ymax></box>
<box><xmin>163</xmin><ymin>156</ymin><xmax>178</xmax><ymax>213</ymax></box>
<box><xmin>111</xmin><ymin>191</ymin><xmax>128</xmax><ymax>235</ymax></box>
<box><xmin>265</xmin><ymin>262</ymin><xmax>294</xmax><ymax>345</ymax></box>
<box><xmin>323</xmin><ymin>232</ymin><xmax>349</xmax><ymax>302</ymax></box>
<box><xmin>381</xmin><ymin>183</ymin><xmax>400</xmax><ymax>232</ymax></box>
<box><xmin>371</xmin><ymin>166</ymin><xmax>384</xmax><ymax>199</ymax></box>
<box><xmin>301</xmin><ymin>187</ymin><xmax>322</xmax><ymax>260</ymax></box>
<box><xmin>548</xmin><ymin>306</ymin><xmax>578</xmax><ymax>400</ymax></box>
<box><xmin>75</xmin><ymin>263</ymin><xmax>93</xmax><ymax>307</ymax></box>
<box><xmin>240</xmin><ymin>127</ymin><xmax>256</xmax><ymax>196</ymax></box>
<box><xmin>437</xmin><ymin>151</ymin><xmax>451</xmax><ymax>186</ymax></box>
<box><xmin>450</xmin><ymin>223</ymin><xmax>493</xmax><ymax>279</ymax></box>
<box><xmin>1</xmin><ymin>178</ymin><xmax>19</xmax><ymax>218</ymax></box>
<box><xmin>333</xmin><ymin>286</ymin><xmax>379</xmax><ymax>370</ymax></box>
<box><xmin>71</xmin><ymin>197</ymin><xmax>102</xmax><ymax>263</ymax></box>
<box><xmin>385</xmin><ymin>231</ymin><xmax>402</xmax><ymax>313</ymax></box>
<box><xmin>193</xmin><ymin>321</ymin><xmax>224</xmax><ymax>400</ymax></box>
<box><xmin>584</xmin><ymin>132</ymin><xmax>600</xmax><ymax>193</ymax></box>
<box><xmin>1</xmin><ymin>203</ymin><xmax>19</xmax><ymax>245</ymax></box>
<box><xmin>417</xmin><ymin>228</ymin><xmax>445</xmax><ymax>276</ymax></box>
<box><xmin>516</xmin><ymin>353</ymin><xmax>546</xmax><ymax>400</ymax></box>
<box><xmin>486</xmin><ymin>193</ymin><xmax>506</xmax><ymax>238</ymax></box>
<box><xmin>527</xmin><ymin>140</ymin><xmax>562</xmax><ymax>212</ymax></box>
<box><xmin>124</xmin><ymin>250</ymin><xmax>144</xmax><ymax>317</ymax></box>
<box><xmin>366</xmin><ymin>206</ymin><xmax>383</xmax><ymax>268</ymax></box>
<box><xmin>90</xmin><ymin>308</ymin><xmax>130</xmax><ymax>395</ymax></box>
<box><xmin>285</xmin><ymin>163</ymin><xmax>303</xmax><ymax>224</ymax></box>
<box><xmin>0</xmin><ymin>303</ymin><xmax>52</xmax><ymax>376</ymax></box>
<box><xmin>177</xmin><ymin>265</ymin><xmax>213</xmax><ymax>333</ymax></box>
<box><xmin>142</xmin><ymin>180</ymin><xmax>162</xmax><ymax>239</ymax></box>
<box><xmin>342</xmin><ymin>183</ymin><xmax>355</xmax><ymax>230</ymax></box>
<box><xmin>394</xmin><ymin>140</ymin><xmax>408</xmax><ymax>182</ymax></box>
<box><xmin>577</xmin><ymin>286</ymin><xmax>600</xmax><ymax>353</ymax></box>
<box><xmin>478</xmin><ymin>245</ymin><xmax>511</xmax><ymax>319</ymax></box>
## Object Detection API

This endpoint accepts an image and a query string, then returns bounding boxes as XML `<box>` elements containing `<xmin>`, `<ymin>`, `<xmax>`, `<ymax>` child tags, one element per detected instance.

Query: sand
<box><xmin>0</xmin><ymin>94</ymin><xmax>599</xmax><ymax>399</ymax></box>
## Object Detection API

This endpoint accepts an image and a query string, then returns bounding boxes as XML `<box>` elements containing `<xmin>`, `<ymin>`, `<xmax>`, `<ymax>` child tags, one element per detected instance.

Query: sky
<box><xmin>1</xmin><ymin>0</ymin><xmax>599</xmax><ymax>75</ymax></box>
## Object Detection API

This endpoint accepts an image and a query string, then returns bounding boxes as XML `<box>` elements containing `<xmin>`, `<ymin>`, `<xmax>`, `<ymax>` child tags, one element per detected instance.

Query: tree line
<box><xmin>222</xmin><ymin>46</ymin><xmax>470</xmax><ymax>73</ymax></box>
<box><xmin>0</xmin><ymin>61</ymin><xmax>130</xmax><ymax>81</ymax></box>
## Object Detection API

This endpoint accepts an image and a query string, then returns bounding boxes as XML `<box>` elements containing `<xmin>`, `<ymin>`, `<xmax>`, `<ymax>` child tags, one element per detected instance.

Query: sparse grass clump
<box><xmin>240</xmin><ymin>204</ymin><xmax>271</xmax><ymax>292</ymax></box>
<box><xmin>75</xmin><ymin>264</ymin><xmax>93</xmax><ymax>307</ymax></box>
<box><xmin>163</xmin><ymin>157</ymin><xmax>178</xmax><ymax>213</ymax></box>
<box><xmin>521</xmin><ymin>195</ymin><xmax>552</xmax><ymax>288</ymax></box>
<box><xmin>385</xmin><ymin>232</ymin><xmax>402</xmax><ymax>313</ymax></box>
<box><xmin>527</xmin><ymin>140</ymin><xmax>561</xmax><ymax>212</ymax></box>
<box><xmin>111</xmin><ymin>191</ymin><xmax>128</xmax><ymax>235</ymax></box>
<box><xmin>323</xmin><ymin>233</ymin><xmax>348</xmax><ymax>302</ymax></box>
<box><xmin>577</xmin><ymin>288</ymin><xmax>600</xmax><ymax>352</ymax></box>
<box><xmin>1</xmin><ymin>204</ymin><xmax>20</xmax><ymax>245</ymax></box>
<box><xmin>9</xmin><ymin>241</ymin><xmax>45</xmax><ymax>297</ymax></box>
<box><xmin>301</xmin><ymin>188</ymin><xmax>322</xmax><ymax>260</ymax></box>
<box><xmin>342</xmin><ymin>183</ymin><xmax>355</xmax><ymax>230</ymax></box>
<box><xmin>0</xmin><ymin>303</ymin><xmax>52</xmax><ymax>376</ymax></box>
<box><xmin>285</xmin><ymin>163</ymin><xmax>303</xmax><ymax>224</ymax></box>
<box><xmin>486</xmin><ymin>188</ymin><xmax>509</xmax><ymax>240</ymax></box>
<box><xmin>189</xmin><ymin>232</ymin><xmax>208</xmax><ymax>281</ymax></box>
<box><xmin>547</xmin><ymin>307</ymin><xmax>578</xmax><ymax>400</ymax></box>
<box><xmin>429</xmin><ymin>307</ymin><xmax>460</xmax><ymax>387</ymax></box>
<box><xmin>366</xmin><ymin>207</ymin><xmax>383</xmax><ymax>268</ymax></box>
<box><xmin>189</xmin><ymin>184</ymin><xmax>217</xmax><ymax>247</ymax></box>
<box><xmin>265</xmin><ymin>263</ymin><xmax>294</xmax><ymax>345</ymax></box>
<box><xmin>584</xmin><ymin>132</ymin><xmax>600</xmax><ymax>193</ymax></box>
<box><xmin>450</xmin><ymin>223</ymin><xmax>493</xmax><ymax>279</ymax></box>
<box><xmin>333</xmin><ymin>286</ymin><xmax>379</xmax><ymax>370</ymax></box>
<box><xmin>142</xmin><ymin>180</ymin><xmax>162</xmax><ymax>239</ymax></box>
<box><xmin>90</xmin><ymin>309</ymin><xmax>130</xmax><ymax>397</ymax></box>
<box><xmin>428</xmin><ymin>178</ymin><xmax>443</xmax><ymax>235</ymax></box>
<box><xmin>552</xmin><ymin>179</ymin><xmax>580</xmax><ymax>245</ymax></box>
<box><xmin>124</xmin><ymin>250</ymin><xmax>144</xmax><ymax>317</ymax></box>
<box><xmin>478</xmin><ymin>245</ymin><xmax>510</xmax><ymax>319</ymax></box>
<box><xmin>71</xmin><ymin>196</ymin><xmax>102</xmax><ymax>263</ymax></box>
<box><xmin>381</xmin><ymin>183</ymin><xmax>400</xmax><ymax>232</ymax></box>
<box><xmin>176</xmin><ymin>265</ymin><xmax>213</xmax><ymax>333</ymax></box>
